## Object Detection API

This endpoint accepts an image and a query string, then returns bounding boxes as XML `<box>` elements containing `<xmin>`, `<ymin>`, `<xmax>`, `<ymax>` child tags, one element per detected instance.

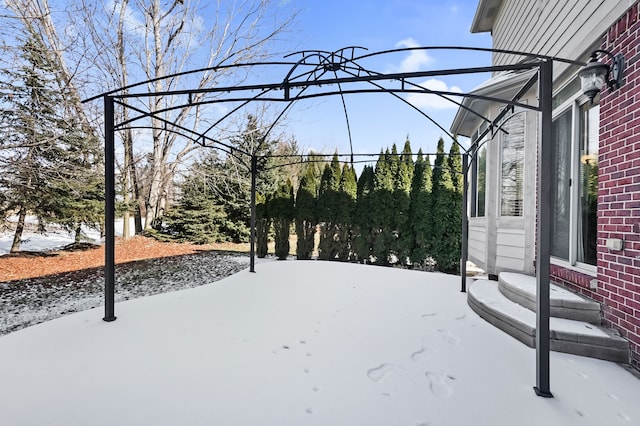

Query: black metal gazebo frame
<box><xmin>85</xmin><ymin>46</ymin><xmax>587</xmax><ymax>397</ymax></box>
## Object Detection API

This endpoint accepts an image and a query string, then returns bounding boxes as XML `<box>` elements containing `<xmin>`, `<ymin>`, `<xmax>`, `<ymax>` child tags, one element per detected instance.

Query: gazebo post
<box><xmin>103</xmin><ymin>95</ymin><xmax>116</xmax><ymax>322</ymax></box>
<box><xmin>461</xmin><ymin>152</ymin><xmax>469</xmax><ymax>292</ymax></box>
<box><xmin>249</xmin><ymin>154</ymin><xmax>257</xmax><ymax>273</ymax></box>
<box><xmin>534</xmin><ymin>58</ymin><xmax>553</xmax><ymax>398</ymax></box>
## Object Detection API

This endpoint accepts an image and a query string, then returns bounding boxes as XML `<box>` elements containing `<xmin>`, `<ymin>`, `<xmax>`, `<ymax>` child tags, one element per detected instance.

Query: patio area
<box><xmin>1</xmin><ymin>261</ymin><xmax>638</xmax><ymax>425</ymax></box>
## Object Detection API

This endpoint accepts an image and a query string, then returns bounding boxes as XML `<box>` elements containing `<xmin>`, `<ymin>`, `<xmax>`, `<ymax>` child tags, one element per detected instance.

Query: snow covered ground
<box><xmin>0</xmin><ymin>250</ymin><xmax>251</xmax><ymax>335</ymax></box>
<box><xmin>1</xmin><ymin>260</ymin><xmax>638</xmax><ymax>425</ymax></box>
<box><xmin>0</xmin><ymin>216</ymin><xmax>132</xmax><ymax>255</ymax></box>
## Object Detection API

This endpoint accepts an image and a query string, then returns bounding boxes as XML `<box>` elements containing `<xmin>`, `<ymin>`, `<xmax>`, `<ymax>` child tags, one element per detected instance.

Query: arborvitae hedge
<box><xmin>317</xmin><ymin>153</ymin><xmax>342</xmax><ymax>260</ymax></box>
<box><xmin>271</xmin><ymin>179</ymin><xmax>294</xmax><ymax>260</ymax></box>
<box><xmin>393</xmin><ymin>139</ymin><xmax>414</xmax><ymax>264</ymax></box>
<box><xmin>372</xmin><ymin>149</ymin><xmax>395</xmax><ymax>265</ymax></box>
<box><xmin>431</xmin><ymin>138</ymin><xmax>459</xmax><ymax>273</ymax></box>
<box><xmin>409</xmin><ymin>150</ymin><xmax>433</xmax><ymax>267</ymax></box>
<box><xmin>256</xmin><ymin>192</ymin><xmax>270</xmax><ymax>258</ymax></box>
<box><xmin>353</xmin><ymin>165</ymin><xmax>375</xmax><ymax>263</ymax></box>
<box><xmin>295</xmin><ymin>164</ymin><xmax>317</xmax><ymax>260</ymax></box>
<box><xmin>163</xmin><ymin>138</ymin><xmax>464</xmax><ymax>272</ymax></box>
<box><xmin>336</xmin><ymin>163</ymin><xmax>357</xmax><ymax>261</ymax></box>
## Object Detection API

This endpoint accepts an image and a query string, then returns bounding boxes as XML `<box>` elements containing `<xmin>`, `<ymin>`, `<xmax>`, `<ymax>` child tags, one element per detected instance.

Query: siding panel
<box><xmin>492</xmin><ymin>0</ymin><xmax>624</xmax><ymax>68</ymax></box>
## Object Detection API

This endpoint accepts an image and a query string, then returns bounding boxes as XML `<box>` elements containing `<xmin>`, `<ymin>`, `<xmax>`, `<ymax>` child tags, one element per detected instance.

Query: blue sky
<box><xmin>274</xmin><ymin>0</ymin><xmax>492</xmax><ymax>158</ymax></box>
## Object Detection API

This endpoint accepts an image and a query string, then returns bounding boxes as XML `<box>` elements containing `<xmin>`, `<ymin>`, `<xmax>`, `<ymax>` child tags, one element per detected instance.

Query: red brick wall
<box><xmin>551</xmin><ymin>3</ymin><xmax>640</xmax><ymax>369</ymax></box>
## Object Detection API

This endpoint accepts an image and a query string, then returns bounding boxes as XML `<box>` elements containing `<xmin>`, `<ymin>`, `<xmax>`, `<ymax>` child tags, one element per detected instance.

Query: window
<box><xmin>470</xmin><ymin>124</ymin><xmax>488</xmax><ymax>219</ymax></box>
<box><xmin>550</xmin><ymin>109</ymin><xmax>572</xmax><ymax>259</ymax></box>
<box><xmin>499</xmin><ymin>112</ymin><xmax>525</xmax><ymax>216</ymax></box>
<box><xmin>550</xmin><ymin>96</ymin><xmax>599</xmax><ymax>268</ymax></box>
<box><xmin>578</xmin><ymin>104</ymin><xmax>599</xmax><ymax>265</ymax></box>
<box><xmin>476</xmin><ymin>145</ymin><xmax>487</xmax><ymax>217</ymax></box>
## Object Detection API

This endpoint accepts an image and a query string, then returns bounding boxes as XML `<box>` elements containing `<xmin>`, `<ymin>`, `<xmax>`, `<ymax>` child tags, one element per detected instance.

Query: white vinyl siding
<box><xmin>469</xmin><ymin>221</ymin><xmax>487</xmax><ymax>267</ymax></box>
<box><xmin>495</xmin><ymin>228</ymin><xmax>526</xmax><ymax>271</ymax></box>
<box><xmin>491</xmin><ymin>1</ymin><xmax>631</xmax><ymax>71</ymax></box>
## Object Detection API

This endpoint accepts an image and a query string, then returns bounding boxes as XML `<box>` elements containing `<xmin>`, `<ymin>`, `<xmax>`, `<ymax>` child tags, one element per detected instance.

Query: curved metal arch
<box><xmin>352</xmin><ymin>45</ymin><xmax>586</xmax><ymax>67</ymax></box>
<box><xmin>82</xmin><ymin>60</ymin><xmax>298</xmax><ymax>103</ymax></box>
<box><xmin>83</xmin><ymin>46</ymin><xmax>585</xmax><ymax>104</ymax></box>
<box><xmin>281</xmin><ymin>46</ymin><xmax>368</xmax><ymax>86</ymax></box>
<box><xmin>121</xmin><ymin>125</ymin><xmax>242</xmax><ymax>163</ymax></box>
<box><xmin>332</xmin><ymin>62</ymin><xmax>458</xmax><ymax>145</ymax></box>
<box><xmin>200</xmin><ymin>60</ymin><xmax>335</xmax><ymax>150</ymax></box>
<box><xmin>284</xmin><ymin>46</ymin><xmax>507</xmax><ymax>133</ymax></box>
<box><xmin>112</xmin><ymin>99</ymin><xmax>251</xmax><ymax>159</ymax></box>
<box><xmin>117</xmin><ymin>85</ymin><xmax>280</xmax><ymax>133</ymax></box>
<box><xmin>264</xmin><ymin>87</ymin><xmax>535</xmax><ymax>112</ymax></box>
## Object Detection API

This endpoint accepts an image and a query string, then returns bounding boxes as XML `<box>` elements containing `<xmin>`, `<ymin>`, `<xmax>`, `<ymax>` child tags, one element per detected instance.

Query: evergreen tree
<box><xmin>447</xmin><ymin>141</ymin><xmax>463</xmax><ymax>273</ymax></box>
<box><xmin>158</xmin><ymin>116</ymin><xmax>302</xmax><ymax>245</ymax></box>
<box><xmin>353</xmin><ymin>165</ymin><xmax>375</xmax><ymax>263</ymax></box>
<box><xmin>317</xmin><ymin>153</ymin><xmax>341</xmax><ymax>260</ymax></box>
<box><xmin>295</xmin><ymin>163</ymin><xmax>317</xmax><ymax>260</ymax></box>
<box><xmin>256</xmin><ymin>192</ymin><xmax>271</xmax><ymax>258</ymax></box>
<box><xmin>393</xmin><ymin>138</ymin><xmax>414</xmax><ymax>264</ymax></box>
<box><xmin>409</xmin><ymin>150</ymin><xmax>433</xmax><ymax>268</ymax></box>
<box><xmin>159</xmin><ymin>152</ymin><xmax>251</xmax><ymax>243</ymax></box>
<box><xmin>0</xmin><ymin>30</ymin><xmax>103</xmax><ymax>252</ymax></box>
<box><xmin>448</xmin><ymin>141</ymin><xmax>464</xmax><ymax>193</ymax></box>
<box><xmin>271</xmin><ymin>179</ymin><xmax>294</xmax><ymax>260</ymax></box>
<box><xmin>431</xmin><ymin>138</ymin><xmax>460</xmax><ymax>273</ymax></box>
<box><xmin>372</xmin><ymin>149</ymin><xmax>395</xmax><ymax>265</ymax></box>
<box><xmin>160</xmin><ymin>173</ymin><xmax>227</xmax><ymax>244</ymax></box>
<box><xmin>336</xmin><ymin>163</ymin><xmax>357</xmax><ymax>261</ymax></box>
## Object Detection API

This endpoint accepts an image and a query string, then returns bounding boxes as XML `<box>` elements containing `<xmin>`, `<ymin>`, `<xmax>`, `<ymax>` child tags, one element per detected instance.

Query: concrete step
<box><xmin>498</xmin><ymin>272</ymin><xmax>601</xmax><ymax>323</ymax></box>
<box><xmin>468</xmin><ymin>279</ymin><xmax>630</xmax><ymax>364</ymax></box>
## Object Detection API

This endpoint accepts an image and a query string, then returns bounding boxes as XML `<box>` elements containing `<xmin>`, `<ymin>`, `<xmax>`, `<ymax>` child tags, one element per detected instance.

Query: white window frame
<box><xmin>498</xmin><ymin>110</ymin><xmax>526</xmax><ymax>218</ymax></box>
<box><xmin>550</xmin><ymin>90</ymin><xmax>597</xmax><ymax>275</ymax></box>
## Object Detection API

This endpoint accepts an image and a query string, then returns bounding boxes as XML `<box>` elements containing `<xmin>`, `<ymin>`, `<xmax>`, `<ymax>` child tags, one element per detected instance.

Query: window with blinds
<box><xmin>499</xmin><ymin>112</ymin><xmax>525</xmax><ymax>217</ymax></box>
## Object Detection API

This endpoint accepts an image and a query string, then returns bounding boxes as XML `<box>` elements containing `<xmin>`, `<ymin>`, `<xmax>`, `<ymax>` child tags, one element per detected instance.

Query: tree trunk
<box><xmin>10</xmin><ymin>207</ymin><xmax>27</xmax><ymax>253</ymax></box>
<box><xmin>123</xmin><ymin>209</ymin><xmax>130</xmax><ymax>240</ymax></box>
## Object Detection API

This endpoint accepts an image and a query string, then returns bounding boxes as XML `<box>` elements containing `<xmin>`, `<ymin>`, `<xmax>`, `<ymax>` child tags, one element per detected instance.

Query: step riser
<box><xmin>498</xmin><ymin>274</ymin><xmax>602</xmax><ymax>324</ymax></box>
<box><xmin>468</xmin><ymin>281</ymin><xmax>630</xmax><ymax>364</ymax></box>
<box><xmin>498</xmin><ymin>281</ymin><xmax>602</xmax><ymax>323</ymax></box>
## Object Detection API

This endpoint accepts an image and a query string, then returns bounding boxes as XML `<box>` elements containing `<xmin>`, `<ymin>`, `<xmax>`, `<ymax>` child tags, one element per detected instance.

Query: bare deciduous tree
<box><xmin>83</xmin><ymin>0</ymin><xmax>298</xmax><ymax>231</ymax></box>
<box><xmin>4</xmin><ymin>0</ymin><xmax>297</xmax><ymax>234</ymax></box>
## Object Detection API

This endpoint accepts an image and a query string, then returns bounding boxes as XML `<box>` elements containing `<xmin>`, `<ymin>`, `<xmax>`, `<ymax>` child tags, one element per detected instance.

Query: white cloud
<box><xmin>405</xmin><ymin>78</ymin><xmax>462</xmax><ymax>110</ymax></box>
<box><xmin>391</xmin><ymin>38</ymin><xmax>433</xmax><ymax>73</ymax></box>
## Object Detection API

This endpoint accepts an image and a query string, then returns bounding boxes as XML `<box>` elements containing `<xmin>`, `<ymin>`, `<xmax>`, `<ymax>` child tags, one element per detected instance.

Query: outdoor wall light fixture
<box><xmin>579</xmin><ymin>49</ymin><xmax>625</xmax><ymax>103</ymax></box>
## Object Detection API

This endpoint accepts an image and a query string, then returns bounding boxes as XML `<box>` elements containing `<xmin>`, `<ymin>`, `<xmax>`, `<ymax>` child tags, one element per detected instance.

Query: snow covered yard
<box><xmin>1</xmin><ymin>261</ymin><xmax>639</xmax><ymax>425</ymax></box>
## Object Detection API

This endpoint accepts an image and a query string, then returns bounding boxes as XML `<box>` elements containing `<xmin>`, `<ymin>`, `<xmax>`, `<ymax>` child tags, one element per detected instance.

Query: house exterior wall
<box><xmin>462</xmin><ymin>0</ymin><xmax>640</xmax><ymax>368</ymax></box>
<box><xmin>469</xmin><ymin>221</ymin><xmax>487</xmax><ymax>266</ymax></box>
<box><xmin>465</xmin><ymin>97</ymin><xmax>538</xmax><ymax>276</ymax></box>
<box><xmin>490</xmin><ymin>0</ymin><xmax>632</xmax><ymax>78</ymax></box>
<box><xmin>587</xmin><ymin>5</ymin><xmax>640</xmax><ymax>369</ymax></box>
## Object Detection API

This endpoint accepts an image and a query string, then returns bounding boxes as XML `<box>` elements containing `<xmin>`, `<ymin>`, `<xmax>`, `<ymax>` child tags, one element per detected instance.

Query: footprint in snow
<box><xmin>607</xmin><ymin>393</ymin><xmax>619</xmax><ymax>401</ymax></box>
<box><xmin>425</xmin><ymin>371</ymin><xmax>454</xmax><ymax>398</ymax></box>
<box><xmin>617</xmin><ymin>412</ymin><xmax>631</xmax><ymax>421</ymax></box>
<box><xmin>367</xmin><ymin>363</ymin><xmax>394</xmax><ymax>383</ymax></box>
<box><xmin>438</xmin><ymin>329</ymin><xmax>461</xmax><ymax>345</ymax></box>
<box><xmin>410</xmin><ymin>347</ymin><xmax>434</xmax><ymax>362</ymax></box>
